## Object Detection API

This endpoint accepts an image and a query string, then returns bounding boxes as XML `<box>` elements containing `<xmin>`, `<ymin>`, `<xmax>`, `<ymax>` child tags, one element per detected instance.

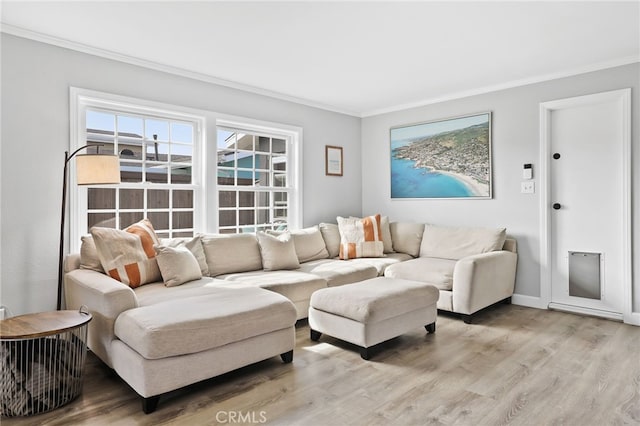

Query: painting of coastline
<box><xmin>390</xmin><ymin>112</ymin><xmax>492</xmax><ymax>199</ymax></box>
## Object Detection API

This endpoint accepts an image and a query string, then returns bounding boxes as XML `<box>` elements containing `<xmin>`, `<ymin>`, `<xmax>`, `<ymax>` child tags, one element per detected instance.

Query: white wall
<box><xmin>0</xmin><ymin>34</ymin><xmax>361</xmax><ymax>315</ymax></box>
<box><xmin>361</xmin><ymin>63</ymin><xmax>640</xmax><ymax>314</ymax></box>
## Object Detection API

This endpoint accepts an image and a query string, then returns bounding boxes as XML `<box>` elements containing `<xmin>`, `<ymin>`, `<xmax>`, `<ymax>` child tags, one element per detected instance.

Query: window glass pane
<box><xmin>255</xmin><ymin>171</ymin><xmax>270</xmax><ymax>186</ymax></box>
<box><xmin>274</xmin><ymin>208</ymin><xmax>287</xmax><ymax>221</ymax></box>
<box><xmin>236</xmin><ymin>170</ymin><xmax>254</xmax><ymax>186</ymax></box>
<box><xmin>120</xmin><ymin>212</ymin><xmax>144</xmax><ymax>228</ymax></box>
<box><xmin>117</xmin><ymin>115</ymin><xmax>143</xmax><ymax>139</ymax></box>
<box><xmin>88</xmin><ymin>188</ymin><xmax>115</xmax><ymax>209</ymax></box>
<box><xmin>238</xmin><ymin>191</ymin><xmax>255</xmax><ymax>208</ymax></box>
<box><xmin>217</xmin><ymin>129</ymin><xmax>236</xmax><ymax>150</ymax></box>
<box><xmin>255</xmin><ymin>153</ymin><xmax>270</xmax><ymax>170</ymax></box>
<box><xmin>219</xmin><ymin>228</ymin><xmax>236</xmax><ymax>235</ymax></box>
<box><xmin>146</xmin><ymin>142</ymin><xmax>169</xmax><ymax>162</ymax></box>
<box><xmin>119</xmin><ymin>146</ymin><xmax>140</xmax><ymax>160</ymax></box>
<box><xmin>272</xmin><ymin>138</ymin><xmax>286</xmax><ymax>154</ymax></box>
<box><xmin>274</xmin><ymin>174</ymin><xmax>286</xmax><ymax>187</ymax></box>
<box><xmin>236</xmin><ymin>134</ymin><xmax>254</xmax><ymax>151</ymax></box>
<box><xmin>148</xmin><ymin>211</ymin><xmax>169</xmax><ymax>230</ymax></box>
<box><xmin>120</xmin><ymin>189</ymin><xmax>144</xmax><ymax>210</ymax></box>
<box><xmin>273</xmin><ymin>155</ymin><xmax>287</xmax><ymax>171</ymax></box>
<box><xmin>256</xmin><ymin>209</ymin><xmax>269</xmax><ymax>225</ymax></box>
<box><xmin>156</xmin><ymin>231</ymin><xmax>170</xmax><ymax>239</ymax></box>
<box><xmin>170</xmin><ymin>165</ymin><xmax>192</xmax><ymax>184</ymax></box>
<box><xmin>256</xmin><ymin>192</ymin><xmax>269</xmax><ymax>208</ymax></box>
<box><xmin>219</xmin><ymin>191</ymin><xmax>236</xmax><ymax>208</ymax></box>
<box><xmin>173</xmin><ymin>190</ymin><xmax>193</xmax><ymax>208</ymax></box>
<box><xmin>173</xmin><ymin>231</ymin><xmax>194</xmax><ymax>238</ymax></box>
<box><xmin>149</xmin><ymin>189</ymin><xmax>169</xmax><ymax>209</ymax></box>
<box><xmin>171</xmin><ymin>122</ymin><xmax>193</xmax><ymax>144</ymax></box>
<box><xmin>171</xmin><ymin>144</ymin><xmax>192</xmax><ymax>163</ymax></box>
<box><xmin>239</xmin><ymin>210</ymin><xmax>255</xmax><ymax>226</ymax></box>
<box><xmin>87</xmin><ymin>110</ymin><xmax>115</xmax><ymax>132</ymax></box>
<box><xmin>255</xmin><ymin>136</ymin><xmax>270</xmax><ymax>153</ymax></box>
<box><xmin>218</xmin><ymin>170</ymin><xmax>234</xmax><ymax>185</ymax></box>
<box><xmin>219</xmin><ymin>210</ymin><xmax>236</xmax><ymax>227</ymax></box>
<box><xmin>146</xmin><ymin>164</ymin><xmax>168</xmax><ymax>183</ymax></box>
<box><xmin>88</xmin><ymin>213</ymin><xmax>116</xmax><ymax>230</ymax></box>
<box><xmin>172</xmin><ymin>211</ymin><xmax>193</xmax><ymax>229</ymax></box>
<box><xmin>237</xmin><ymin>151</ymin><xmax>253</xmax><ymax>168</ymax></box>
<box><xmin>218</xmin><ymin>150</ymin><xmax>236</xmax><ymax>168</ymax></box>
<box><xmin>145</xmin><ymin>119</ymin><xmax>169</xmax><ymax>142</ymax></box>
<box><xmin>121</xmin><ymin>162</ymin><xmax>142</xmax><ymax>182</ymax></box>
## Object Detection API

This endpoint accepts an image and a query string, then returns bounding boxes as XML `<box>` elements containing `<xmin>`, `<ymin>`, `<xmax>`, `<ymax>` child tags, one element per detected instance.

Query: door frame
<box><xmin>539</xmin><ymin>88</ymin><xmax>632</xmax><ymax>323</ymax></box>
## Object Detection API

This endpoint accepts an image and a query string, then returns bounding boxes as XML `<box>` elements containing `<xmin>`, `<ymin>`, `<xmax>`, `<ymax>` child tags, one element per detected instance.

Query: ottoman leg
<box><xmin>360</xmin><ymin>347</ymin><xmax>371</xmax><ymax>360</ymax></box>
<box><xmin>142</xmin><ymin>395</ymin><xmax>160</xmax><ymax>414</ymax></box>
<box><xmin>280</xmin><ymin>350</ymin><xmax>293</xmax><ymax>364</ymax></box>
<box><xmin>425</xmin><ymin>322</ymin><xmax>436</xmax><ymax>334</ymax></box>
<box><xmin>310</xmin><ymin>329</ymin><xmax>322</xmax><ymax>342</ymax></box>
<box><xmin>462</xmin><ymin>314</ymin><xmax>473</xmax><ymax>324</ymax></box>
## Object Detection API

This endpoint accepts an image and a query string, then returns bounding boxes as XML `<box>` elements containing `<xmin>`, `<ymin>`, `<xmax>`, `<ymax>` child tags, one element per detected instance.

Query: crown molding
<box><xmin>0</xmin><ymin>23</ymin><xmax>361</xmax><ymax>117</ymax></box>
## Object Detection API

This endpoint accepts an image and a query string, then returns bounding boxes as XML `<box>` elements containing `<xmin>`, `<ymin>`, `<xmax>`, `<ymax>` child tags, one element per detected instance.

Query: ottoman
<box><xmin>308</xmin><ymin>277</ymin><xmax>439</xmax><ymax>360</ymax></box>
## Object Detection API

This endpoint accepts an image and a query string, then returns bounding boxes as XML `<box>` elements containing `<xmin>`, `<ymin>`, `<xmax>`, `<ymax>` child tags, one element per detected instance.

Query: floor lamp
<box><xmin>57</xmin><ymin>145</ymin><xmax>120</xmax><ymax>310</ymax></box>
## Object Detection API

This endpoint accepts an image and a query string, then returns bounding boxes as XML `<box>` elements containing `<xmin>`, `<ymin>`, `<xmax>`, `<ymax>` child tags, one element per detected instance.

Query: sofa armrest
<box><xmin>65</xmin><ymin>269</ymin><xmax>138</xmax><ymax>367</ymax></box>
<box><xmin>452</xmin><ymin>251</ymin><xmax>517</xmax><ymax>315</ymax></box>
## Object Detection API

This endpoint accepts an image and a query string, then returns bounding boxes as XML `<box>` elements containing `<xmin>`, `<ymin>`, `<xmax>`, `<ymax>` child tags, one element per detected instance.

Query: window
<box><xmin>216</xmin><ymin>123</ymin><xmax>301</xmax><ymax>234</ymax></box>
<box><xmin>71</xmin><ymin>89</ymin><xmax>205</xmax><ymax>250</ymax></box>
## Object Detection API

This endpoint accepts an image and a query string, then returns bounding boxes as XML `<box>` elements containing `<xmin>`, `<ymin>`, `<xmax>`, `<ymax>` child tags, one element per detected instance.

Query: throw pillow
<box><xmin>351</xmin><ymin>215</ymin><xmax>394</xmax><ymax>254</ymax></box>
<box><xmin>268</xmin><ymin>226</ymin><xmax>329</xmax><ymax>263</ymax></box>
<box><xmin>154</xmin><ymin>244</ymin><xmax>203</xmax><ymax>287</ymax></box>
<box><xmin>337</xmin><ymin>214</ymin><xmax>384</xmax><ymax>259</ymax></box>
<box><xmin>419</xmin><ymin>225</ymin><xmax>507</xmax><ymax>260</ymax></box>
<box><xmin>319</xmin><ymin>223</ymin><xmax>341</xmax><ymax>258</ymax></box>
<box><xmin>200</xmin><ymin>233</ymin><xmax>263</xmax><ymax>276</ymax></box>
<box><xmin>79</xmin><ymin>235</ymin><xmax>104</xmax><ymax>273</ymax></box>
<box><xmin>159</xmin><ymin>236</ymin><xmax>209</xmax><ymax>276</ymax></box>
<box><xmin>390</xmin><ymin>222</ymin><xmax>425</xmax><ymax>257</ymax></box>
<box><xmin>91</xmin><ymin>218</ymin><xmax>161</xmax><ymax>288</ymax></box>
<box><xmin>256</xmin><ymin>231</ymin><xmax>301</xmax><ymax>271</ymax></box>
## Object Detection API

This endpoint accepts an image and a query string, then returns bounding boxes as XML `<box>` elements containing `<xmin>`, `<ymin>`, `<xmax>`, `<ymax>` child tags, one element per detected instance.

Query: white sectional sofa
<box><xmin>64</xmin><ymin>219</ymin><xmax>517</xmax><ymax>412</ymax></box>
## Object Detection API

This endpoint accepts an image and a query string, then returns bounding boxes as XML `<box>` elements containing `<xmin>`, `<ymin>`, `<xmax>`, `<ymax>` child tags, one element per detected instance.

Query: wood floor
<box><xmin>3</xmin><ymin>305</ymin><xmax>639</xmax><ymax>425</ymax></box>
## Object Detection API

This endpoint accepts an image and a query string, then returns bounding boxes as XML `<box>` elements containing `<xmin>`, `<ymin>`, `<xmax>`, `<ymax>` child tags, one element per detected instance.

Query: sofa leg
<box><xmin>280</xmin><ymin>350</ymin><xmax>293</xmax><ymax>364</ymax></box>
<box><xmin>425</xmin><ymin>322</ymin><xmax>436</xmax><ymax>334</ymax></box>
<box><xmin>462</xmin><ymin>314</ymin><xmax>473</xmax><ymax>324</ymax></box>
<box><xmin>360</xmin><ymin>347</ymin><xmax>371</xmax><ymax>361</ymax></box>
<box><xmin>142</xmin><ymin>396</ymin><xmax>160</xmax><ymax>414</ymax></box>
<box><xmin>310</xmin><ymin>329</ymin><xmax>322</xmax><ymax>342</ymax></box>
<box><xmin>503</xmin><ymin>297</ymin><xmax>512</xmax><ymax>305</ymax></box>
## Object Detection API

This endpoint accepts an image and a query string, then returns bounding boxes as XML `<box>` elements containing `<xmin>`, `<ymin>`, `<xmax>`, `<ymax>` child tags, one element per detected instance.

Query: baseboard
<box><xmin>624</xmin><ymin>312</ymin><xmax>640</xmax><ymax>326</ymax></box>
<box><xmin>548</xmin><ymin>302</ymin><xmax>624</xmax><ymax>322</ymax></box>
<box><xmin>511</xmin><ymin>294</ymin><xmax>547</xmax><ymax>310</ymax></box>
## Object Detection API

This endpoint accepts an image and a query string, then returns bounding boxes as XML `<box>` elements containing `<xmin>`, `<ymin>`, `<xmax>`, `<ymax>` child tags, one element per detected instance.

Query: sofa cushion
<box><xmin>271</xmin><ymin>226</ymin><xmax>329</xmax><ymax>263</ymax></box>
<box><xmin>347</xmin><ymin>252</ymin><xmax>413</xmax><ymax>276</ymax></box>
<box><xmin>310</xmin><ymin>277</ymin><xmax>439</xmax><ymax>323</ymax></box>
<box><xmin>390</xmin><ymin>222</ymin><xmax>425</xmax><ymax>257</ymax></box>
<box><xmin>216</xmin><ymin>270</ymin><xmax>326</xmax><ymax>303</ymax></box>
<box><xmin>420</xmin><ymin>225</ymin><xmax>507</xmax><ymax>260</ymax></box>
<box><xmin>114</xmin><ymin>287</ymin><xmax>296</xmax><ymax>359</ymax></box>
<box><xmin>384</xmin><ymin>257</ymin><xmax>456</xmax><ymax>290</ymax></box>
<box><xmin>91</xmin><ymin>218</ymin><xmax>161</xmax><ymax>288</ymax></box>
<box><xmin>159</xmin><ymin>236</ymin><xmax>209</xmax><ymax>276</ymax></box>
<box><xmin>380</xmin><ymin>216</ymin><xmax>394</xmax><ymax>254</ymax></box>
<box><xmin>201</xmin><ymin>233</ymin><xmax>262</xmax><ymax>276</ymax></box>
<box><xmin>154</xmin><ymin>244</ymin><xmax>202</xmax><ymax>287</ymax></box>
<box><xmin>298</xmin><ymin>259</ymin><xmax>378</xmax><ymax>287</ymax></box>
<box><xmin>337</xmin><ymin>214</ymin><xmax>384</xmax><ymax>259</ymax></box>
<box><xmin>319</xmin><ymin>223</ymin><xmax>340</xmax><ymax>258</ymax></box>
<box><xmin>257</xmin><ymin>231</ymin><xmax>300</xmax><ymax>271</ymax></box>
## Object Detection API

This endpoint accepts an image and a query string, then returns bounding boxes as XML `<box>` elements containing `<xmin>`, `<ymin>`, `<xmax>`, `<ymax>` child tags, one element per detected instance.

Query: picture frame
<box><xmin>390</xmin><ymin>112</ymin><xmax>492</xmax><ymax>199</ymax></box>
<box><xmin>325</xmin><ymin>145</ymin><xmax>343</xmax><ymax>176</ymax></box>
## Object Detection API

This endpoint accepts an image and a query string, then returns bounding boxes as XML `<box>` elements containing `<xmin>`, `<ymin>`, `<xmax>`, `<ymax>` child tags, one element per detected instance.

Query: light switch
<box><xmin>521</xmin><ymin>181</ymin><xmax>535</xmax><ymax>194</ymax></box>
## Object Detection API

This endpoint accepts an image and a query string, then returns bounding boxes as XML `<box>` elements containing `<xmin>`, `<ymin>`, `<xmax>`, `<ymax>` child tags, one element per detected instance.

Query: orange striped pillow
<box><xmin>90</xmin><ymin>219</ymin><xmax>161</xmax><ymax>288</ymax></box>
<box><xmin>337</xmin><ymin>214</ymin><xmax>384</xmax><ymax>260</ymax></box>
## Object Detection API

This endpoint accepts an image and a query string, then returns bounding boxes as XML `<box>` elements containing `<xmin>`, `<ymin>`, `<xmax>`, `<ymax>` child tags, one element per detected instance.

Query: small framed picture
<box><xmin>325</xmin><ymin>145</ymin><xmax>343</xmax><ymax>176</ymax></box>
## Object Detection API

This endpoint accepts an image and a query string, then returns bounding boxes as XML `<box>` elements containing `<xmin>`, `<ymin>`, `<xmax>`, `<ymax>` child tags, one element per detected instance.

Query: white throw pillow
<box><xmin>256</xmin><ymin>231</ymin><xmax>301</xmax><ymax>271</ymax></box>
<box><xmin>337</xmin><ymin>214</ymin><xmax>384</xmax><ymax>259</ymax></box>
<box><xmin>389</xmin><ymin>222</ymin><xmax>425</xmax><ymax>257</ymax></box>
<box><xmin>319</xmin><ymin>223</ymin><xmax>341</xmax><ymax>258</ymax></box>
<box><xmin>419</xmin><ymin>225</ymin><xmax>507</xmax><ymax>260</ymax></box>
<box><xmin>159</xmin><ymin>236</ymin><xmax>209</xmax><ymax>276</ymax></box>
<box><xmin>154</xmin><ymin>244</ymin><xmax>203</xmax><ymax>287</ymax></box>
<box><xmin>200</xmin><ymin>233</ymin><xmax>263</xmax><ymax>277</ymax></box>
<box><xmin>270</xmin><ymin>226</ymin><xmax>329</xmax><ymax>263</ymax></box>
<box><xmin>79</xmin><ymin>235</ymin><xmax>104</xmax><ymax>273</ymax></box>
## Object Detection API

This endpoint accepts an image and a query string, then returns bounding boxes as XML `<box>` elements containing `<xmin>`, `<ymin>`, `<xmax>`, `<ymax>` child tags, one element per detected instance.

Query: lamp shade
<box><xmin>76</xmin><ymin>154</ymin><xmax>121</xmax><ymax>185</ymax></box>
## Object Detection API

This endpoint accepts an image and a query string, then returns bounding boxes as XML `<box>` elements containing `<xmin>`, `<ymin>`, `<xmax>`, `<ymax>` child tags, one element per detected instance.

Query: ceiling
<box><xmin>2</xmin><ymin>1</ymin><xmax>638</xmax><ymax>117</ymax></box>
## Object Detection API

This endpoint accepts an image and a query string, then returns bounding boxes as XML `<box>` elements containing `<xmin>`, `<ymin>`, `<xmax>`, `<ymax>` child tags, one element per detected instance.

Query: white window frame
<box><xmin>69</xmin><ymin>87</ymin><xmax>207</xmax><ymax>252</ymax></box>
<box><xmin>213</xmin><ymin>116</ymin><xmax>303</xmax><ymax>232</ymax></box>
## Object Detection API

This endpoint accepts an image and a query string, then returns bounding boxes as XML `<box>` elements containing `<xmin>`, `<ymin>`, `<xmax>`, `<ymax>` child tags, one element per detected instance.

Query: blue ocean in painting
<box><xmin>391</xmin><ymin>157</ymin><xmax>471</xmax><ymax>198</ymax></box>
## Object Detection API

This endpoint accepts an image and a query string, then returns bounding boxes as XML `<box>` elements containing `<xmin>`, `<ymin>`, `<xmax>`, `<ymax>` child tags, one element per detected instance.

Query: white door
<box><xmin>542</xmin><ymin>89</ymin><xmax>631</xmax><ymax>319</ymax></box>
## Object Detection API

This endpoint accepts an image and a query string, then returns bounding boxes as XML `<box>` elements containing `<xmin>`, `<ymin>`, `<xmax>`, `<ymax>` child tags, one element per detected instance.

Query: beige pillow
<box><xmin>154</xmin><ymin>244</ymin><xmax>202</xmax><ymax>287</ymax></box>
<box><xmin>319</xmin><ymin>223</ymin><xmax>340</xmax><ymax>258</ymax></box>
<box><xmin>91</xmin><ymin>218</ymin><xmax>161</xmax><ymax>288</ymax></box>
<box><xmin>79</xmin><ymin>235</ymin><xmax>104</xmax><ymax>273</ymax></box>
<box><xmin>270</xmin><ymin>226</ymin><xmax>329</xmax><ymax>263</ymax></box>
<box><xmin>200</xmin><ymin>233</ymin><xmax>263</xmax><ymax>276</ymax></box>
<box><xmin>337</xmin><ymin>214</ymin><xmax>384</xmax><ymax>259</ymax></box>
<box><xmin>256</xmin><ymin>231</ymin><xmax>300</xmax><ymax>271</ymax></box>
<box><xmin>390</xmin><ymin>222</ymin><xmax>425</xmax><ymax>257</ymax></box>
<box><xmin>159</xmin><ymin>236</ymin><xmax>208</xmax><ymax>276</ymax></box>
<box><xmin>420</xmin><ymin>225</ymin><xmax>507</xmax><ymax>260</ymax></box>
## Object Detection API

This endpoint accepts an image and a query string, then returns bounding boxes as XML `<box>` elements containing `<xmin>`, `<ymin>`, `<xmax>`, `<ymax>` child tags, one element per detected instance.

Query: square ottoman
<box><xmin>308</xmin><ymin>277</ymin><xmax>439</xmax><ymax>360</ymax></box>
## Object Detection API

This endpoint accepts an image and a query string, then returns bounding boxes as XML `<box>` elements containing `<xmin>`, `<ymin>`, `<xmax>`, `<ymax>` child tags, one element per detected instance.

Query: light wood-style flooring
<box><xmin>3</xmin><ymin>305</ymin><xmax>639</xmax><ymax>425</ymax></box>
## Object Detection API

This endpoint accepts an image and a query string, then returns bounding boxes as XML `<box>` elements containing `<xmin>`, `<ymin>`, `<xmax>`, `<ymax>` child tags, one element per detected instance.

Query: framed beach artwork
<box><xmin>390</xmin><ymin>112</ymin><xmax>492</xmax><ymax>199</ymax></box>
